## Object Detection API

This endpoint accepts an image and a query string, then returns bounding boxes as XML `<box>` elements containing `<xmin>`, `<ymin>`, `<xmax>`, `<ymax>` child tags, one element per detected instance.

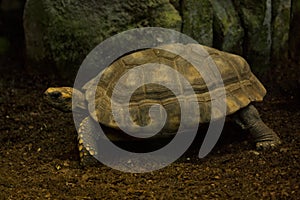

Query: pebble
<box><xmin>280</xmin><ymin>147</ymin><xmax>289</xmax><ymax>153</ymax></box>
<box><xmin>55</xmin><ymin>164</ymin><xmax>61</xmax><ymax>170</ymax></box>
<box><xmin>63</xmin><ymin>161</ymin><xmax>70</xmax><ymax>167</ymax></box>
<box><xmin>249</xmin><ymin>150</ymin><xmax>260</xmax><ymax>156</ymax></box>
<box><xmin>45</xmin><ymin>192</ymin><xmax>51</xmax><ymax>198</ymax></box>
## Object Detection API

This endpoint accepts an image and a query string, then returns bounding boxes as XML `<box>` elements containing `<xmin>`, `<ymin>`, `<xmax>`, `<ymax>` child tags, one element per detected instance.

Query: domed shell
<box><xmin>82</xmin><ymin>43</ymin><xmax>266</xmax><ymax>133</ymax></box>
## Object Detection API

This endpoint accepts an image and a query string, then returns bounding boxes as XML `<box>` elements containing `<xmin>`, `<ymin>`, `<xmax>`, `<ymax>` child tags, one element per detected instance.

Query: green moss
<box><xmin>211</xmin><ymin>0</ymin><xmax>244</xmax><ymax>54</ymax></box>
<box><xmin>271</xmin><ymin>0</ymin><xmax>291</xmax><ymax>61</ymax></box>
<box><xmin>152</xmin><ymin>3</ymin><xmax>181</xmax><ymax>30</ymax></box>
<box><xmin>24</xmin><ymin>0</ymin><xmax>182</xmax><ymax>79</ymax></box>
<box><xmin>181</xmin><ymin>0</ymin><xmax>213</xmax><ymax>46</ymax></box>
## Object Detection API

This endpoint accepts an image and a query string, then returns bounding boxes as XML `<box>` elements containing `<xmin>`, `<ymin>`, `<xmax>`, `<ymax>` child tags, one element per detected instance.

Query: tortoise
<box><xmin>44</xmin><ymin>43</ymin><xmax>281</xmax><ymax>166</ymax></box>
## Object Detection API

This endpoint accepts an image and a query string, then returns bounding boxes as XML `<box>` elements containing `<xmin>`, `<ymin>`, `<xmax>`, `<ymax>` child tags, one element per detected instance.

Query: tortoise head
<box><xmin>44</xmin><ymin>87</ymin><xmax>86</xmax><ymax>112</ymax></box>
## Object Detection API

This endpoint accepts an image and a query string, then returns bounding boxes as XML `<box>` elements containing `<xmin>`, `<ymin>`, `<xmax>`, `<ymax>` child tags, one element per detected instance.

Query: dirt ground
<box><xmin>1</xmin><ymin>9</ymin><xmax>300</xmax><ymax>200</ymax></box>
<box><xmin>0</xmin><ymin>47</ymin><xmax>299</xmax><ymax>200</ymax></box>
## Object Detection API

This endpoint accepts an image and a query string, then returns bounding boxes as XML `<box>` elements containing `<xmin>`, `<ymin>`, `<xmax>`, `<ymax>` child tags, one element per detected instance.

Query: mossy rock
<box><xmin>233</xmin><ymin>0</ymin><xmax>272</xmax><ymax>73</ymax></box>
<box><xmin>181</xmin><ymin>0</ymin><xmax>213</xmax><ymax>46</ymax></box>
<box><xmin>211</xmin><ymin>0</ymin><xmax>244</xmax><ymax>55</ymax></box>
<box><xmin>271</xmin><ymin>0</ymin><xmax>291</xmax><ymax>62</ymax></box>
<box><xmin>23</xmin><ymin>0</ymin><xmax>181</xmax><ymax>80</ymax></box>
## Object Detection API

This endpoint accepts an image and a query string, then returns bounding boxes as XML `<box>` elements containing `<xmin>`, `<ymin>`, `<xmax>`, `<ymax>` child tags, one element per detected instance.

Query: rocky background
<box><xmin>20</xmin><ymin>0</ymin><xmax>299</xmax><ymax>89</ymax></box>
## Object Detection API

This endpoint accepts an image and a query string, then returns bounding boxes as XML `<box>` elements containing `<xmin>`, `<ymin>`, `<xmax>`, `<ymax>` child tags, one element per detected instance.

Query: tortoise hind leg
<box><xmin>78</xmin><ymin>117</ymin><xmax>101</xmax><ymax>166</ymax></box>
<box><xmin>234</xmin><ymin>105</ymin><xmax>281</xmax><ymax>149</ymax></box>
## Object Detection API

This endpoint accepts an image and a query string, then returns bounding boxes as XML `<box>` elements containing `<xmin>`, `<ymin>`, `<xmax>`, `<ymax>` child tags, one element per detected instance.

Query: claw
<box><xmin>256</xmin><ymin>139</ymin><xmax>281</xmax><ymax>150</ymax></box>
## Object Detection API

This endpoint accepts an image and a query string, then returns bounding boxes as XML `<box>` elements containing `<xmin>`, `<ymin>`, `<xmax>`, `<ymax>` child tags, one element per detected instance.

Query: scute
<box><xmin>82</xmin><ymin>43</ymin><xmax>266</xmax><ymax>132</ymax></box>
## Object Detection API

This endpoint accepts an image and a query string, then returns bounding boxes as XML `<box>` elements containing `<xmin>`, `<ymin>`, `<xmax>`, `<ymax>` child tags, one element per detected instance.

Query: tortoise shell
<box><xmin>81</xmin><ymin>43</ymin><xmax>266</xmax><ymax>132</ymax></box>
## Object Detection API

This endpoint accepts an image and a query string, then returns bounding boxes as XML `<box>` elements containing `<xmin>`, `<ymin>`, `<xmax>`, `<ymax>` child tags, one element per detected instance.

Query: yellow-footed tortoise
<box><xmin>44</xmin><ymin>43</ymin><xmax>281</xmax><ymax>166</ymax></box>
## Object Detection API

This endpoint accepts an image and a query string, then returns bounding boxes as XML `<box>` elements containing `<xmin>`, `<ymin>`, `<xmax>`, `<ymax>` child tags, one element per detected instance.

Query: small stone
<box><xmin>81</xmin><ymin>174</ymin><xmax>89</xmax><ymax>181</ymax></box>
<box><xmin>55</xmin><ymin>164</ymin><xmax>61</xmax><ymax>170</ymax></box>
<box><xmin>63</xmin><ymin>161</ymin><xmax>69</xmax><ymax>167</ymax></box>
<box><xmin>214</xmin><ymin>175</ymin><xmax>221</xmax><ymax>179</ymax></box>
<box><xmin>79</xmin><ymin>151</ymin><xmax>84</xmax><ymax>158</ymax></box>
<box><xmin>249</xmin><ymin>150</ymin><xmax>260</xmax><ymax>156</ymax></box>
<box><xmin>89</xmin><ymin>150</ymin><xmax>95</xmax><ymax>155</ymax></box>
<box><xmin>45</xmin><ymin>192</ymin><xmax>51</xmax><ymax>198</ymax></box>
<box><xmin>30</xmin><ymin>112</ymin><xmax>39</xmax><ymax>116</ymax></box>
<box><xmin>28</xmin><ymin>143</ymin><xmax>32</xmax><ymax>151</ymax></box>
<box><xmin>280</xmin><ymin>148</ymin><xmax>289</xmax><ymax>153</ymax></box>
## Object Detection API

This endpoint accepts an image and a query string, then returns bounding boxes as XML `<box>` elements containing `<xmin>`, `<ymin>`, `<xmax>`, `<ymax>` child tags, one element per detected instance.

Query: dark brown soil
<box><xmin>1</xmin><ymin>5</ymin><xmax>299</xmax><ymax>199</ymax></box>
<box><xmin>0</xmin><ymin>50</ymin><xmax>299</xmax><ymax>200</ymax></box>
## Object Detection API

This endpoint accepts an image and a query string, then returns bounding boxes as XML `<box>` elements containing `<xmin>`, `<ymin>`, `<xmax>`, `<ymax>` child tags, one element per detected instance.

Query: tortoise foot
<box><xmin>252</xmin><ymin>125</ymin><xmax>282</xmax><ymax>150</ymax></box>
<box><xmin>79</xmin><ymin>147</ymin><xmax>100</xmax><ymax>167</ymax></box>
<box><xmin>235</xmin><ymin>105</ymin><xmax>281</xmax><ymax>150</ymax></box>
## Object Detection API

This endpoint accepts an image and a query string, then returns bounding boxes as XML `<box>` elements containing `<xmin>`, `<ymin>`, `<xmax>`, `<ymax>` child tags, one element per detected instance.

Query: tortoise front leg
<box><xmin>78</xmin><ymin>117</ymin><xmax>101</xmax><ymax>167</ymax></box>
<box><xmin>234</xmin><ymin>105</ymin><xmax>281</xmax><ymax>149</ymax></box>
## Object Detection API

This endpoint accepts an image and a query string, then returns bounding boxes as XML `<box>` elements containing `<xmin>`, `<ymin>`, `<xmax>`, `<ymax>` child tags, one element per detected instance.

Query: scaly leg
<box><xmin>78</xmin><ymin>117</ymin><xmax>101</xmax><ymax>166</ymax></box>
<box><xmin>234</xmin><ymin>105</ymin><xmax>281</xmax><ymax>149</ymax></box>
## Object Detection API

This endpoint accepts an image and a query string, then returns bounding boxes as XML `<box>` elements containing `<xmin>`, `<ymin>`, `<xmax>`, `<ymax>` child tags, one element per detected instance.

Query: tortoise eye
<box><xmin>50</xmin><ymin>91</ymin><xmax>62</xmax><ymax>99</ymax></box>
